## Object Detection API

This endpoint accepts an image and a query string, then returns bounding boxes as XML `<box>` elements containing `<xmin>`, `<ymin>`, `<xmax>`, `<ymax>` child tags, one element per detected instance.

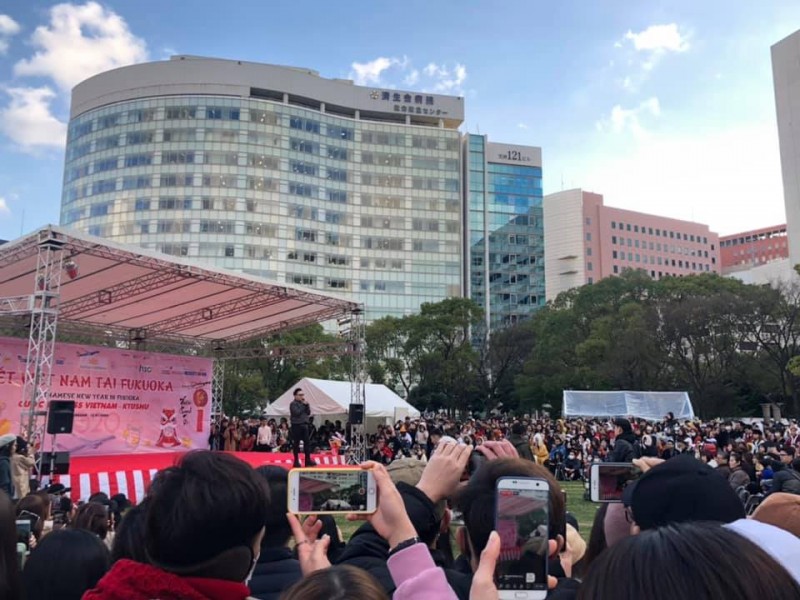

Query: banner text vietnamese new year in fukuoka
<box><xmin>0</xmin><ymin>337</ymin><xmax>212</xmax><ymax>456</ymax></box>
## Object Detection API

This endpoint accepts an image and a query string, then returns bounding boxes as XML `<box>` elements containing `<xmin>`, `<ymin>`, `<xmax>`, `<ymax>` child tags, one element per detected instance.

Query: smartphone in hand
<box><xmin>495</xmin><ymin>477</ymin><xmax>550</xmax><ymax>600</ymax></box>
<box><xmin>590</xmin><ymin>462</ymin><xmax>642</xmax><ymax>502</ymax></box>
<box><xmin>288</xmin><ymin>467</ymin><xmax>377</xmax><ymax>515</ymax></box>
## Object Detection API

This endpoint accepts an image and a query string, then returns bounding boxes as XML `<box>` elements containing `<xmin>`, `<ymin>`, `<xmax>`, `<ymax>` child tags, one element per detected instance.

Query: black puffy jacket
<box><xmin>248</xmin><ymin>547</ymin><xmax>302</xmax><ymax>600</ymax></box>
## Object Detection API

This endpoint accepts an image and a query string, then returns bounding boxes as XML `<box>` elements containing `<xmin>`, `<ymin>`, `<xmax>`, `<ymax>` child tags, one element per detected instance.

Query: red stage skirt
<box><xmin>55</xmin><ymin>452</ymin><xmax>346</xmax><ymax>504</ymax></box>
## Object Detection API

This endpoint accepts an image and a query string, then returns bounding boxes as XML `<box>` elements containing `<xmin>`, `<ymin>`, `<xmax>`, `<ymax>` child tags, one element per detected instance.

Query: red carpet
<box><xmin>56</xmin><ymin>451</ymin><xmax>346</xmax><ymax>503</ymax></box>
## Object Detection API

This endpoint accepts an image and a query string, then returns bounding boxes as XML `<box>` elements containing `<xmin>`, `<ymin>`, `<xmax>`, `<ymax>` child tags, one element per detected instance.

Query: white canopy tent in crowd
<box><xmin>267</xmin><ymin>377</ymin><xmax>420</xmax><ymax>432</ymax></box>
<box><xmin>562</xmin><ymin>390</ymin><xmax>695</xmax><ymax>421</ymax></box>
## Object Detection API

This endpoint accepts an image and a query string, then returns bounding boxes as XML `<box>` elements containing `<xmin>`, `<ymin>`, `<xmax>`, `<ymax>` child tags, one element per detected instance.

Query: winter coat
<box><xmin>248</xmin><ymin>547</ymin><xmax>302</xmax><ymax>600</ymax></box>
<box><xmin>507</xmin><ymin>434</ymin><xmax>535</xmax><ymax>461</ymax></box>
<box><xmin>12</xmin><ymin>453</ymin><xmax>35</xmax><ymax>498</ymax></box>
<box><xmin>0</xmin><ymin>456</ymin><xmax>13</xmax><ymax>498</ymax></box>
<box><xmin>607</xmin><ymin>433</ymin><xmax>636</xmax><ymax>463</ymax></box>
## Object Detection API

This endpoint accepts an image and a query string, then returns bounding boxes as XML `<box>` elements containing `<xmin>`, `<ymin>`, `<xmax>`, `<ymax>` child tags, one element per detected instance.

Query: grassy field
<box><xmin>336</xmin><ymin>480</ymin><xmax>598</xmax><ymax>545</ymax></box>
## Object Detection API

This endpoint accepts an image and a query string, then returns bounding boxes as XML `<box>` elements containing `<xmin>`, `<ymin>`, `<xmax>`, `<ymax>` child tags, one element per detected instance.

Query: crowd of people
<box><xmin>2</xmin><ymin>407</ymin><xmax>800</xmax><ymax>599</ymax></box>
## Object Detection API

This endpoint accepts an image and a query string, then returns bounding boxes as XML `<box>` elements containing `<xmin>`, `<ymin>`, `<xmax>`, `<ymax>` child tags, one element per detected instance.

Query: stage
<box><xmin>56</xmin><ymin>451</ymin><xmax>346</xmax><ymax>503</ymax></box>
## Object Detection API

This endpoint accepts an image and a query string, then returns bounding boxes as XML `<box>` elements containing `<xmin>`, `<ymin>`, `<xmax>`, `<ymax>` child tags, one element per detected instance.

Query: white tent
<box><xmin>267</xmin><ymin>378</ymin><xmax>420</xmax><ymax>428</ymax></box>
<box><xmin>562</xmin><ymin>390</ymin><xmax>695</xmax><ymax>421</ymax></box>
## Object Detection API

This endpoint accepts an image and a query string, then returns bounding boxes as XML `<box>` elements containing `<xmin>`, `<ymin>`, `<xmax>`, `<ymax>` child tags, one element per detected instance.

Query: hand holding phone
<box><xmin>346</xmin><ymin>462</ymin><xmax>418</xmax><ymax>550</ymax></box>
<box><xmin>590</xmin><ymin>463</ymin><xmax>642</xmax><ymax>502</ymax></box>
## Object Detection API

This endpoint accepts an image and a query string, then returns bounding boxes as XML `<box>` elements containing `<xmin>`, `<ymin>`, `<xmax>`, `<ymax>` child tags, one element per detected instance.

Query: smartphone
<box><xmin>495</xmin><ymin>477</ymin><xmax>550</xmax><ymax>600</ymax></box>
<box><xmin>590</xmin><ymin>462</ymin><xmax>642</xmax><ymax>502</ymax></box>
<box><xmin>16</xmin><ymin>520</ymin><xmax>31</xmax><ymax>550</ymax></box>
<box><xmin>287</xmin><ymin>467</ymin><xmax>377</xmax><ymax>515</ymax></box>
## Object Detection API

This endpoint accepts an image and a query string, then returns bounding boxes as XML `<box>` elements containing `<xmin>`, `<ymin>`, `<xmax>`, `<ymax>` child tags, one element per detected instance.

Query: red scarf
<box><xmin>82</xmin><ymin>559</ymin><xmax>252</xmax><ymax>600</ymax></box>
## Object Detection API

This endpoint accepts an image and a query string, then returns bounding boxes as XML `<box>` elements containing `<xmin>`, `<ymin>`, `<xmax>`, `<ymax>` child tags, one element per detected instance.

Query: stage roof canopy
<box><xmin>0</xmin><ymin>226</ymin><xmax>357</xmax><ymax>346</ymax></box>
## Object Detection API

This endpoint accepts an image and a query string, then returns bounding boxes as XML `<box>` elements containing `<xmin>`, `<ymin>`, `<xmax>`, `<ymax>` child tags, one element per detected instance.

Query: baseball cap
<box><xmin>386</xmin><ymin>458</ymin><xmax>447</xmax><ymax>521</ymax></box>
<box><xmin>0</xmin><ymin>433</ymin><xmax>15</xmax><ymax>449</ymax></box>
<box><xmin>623</xmin><ymin>454</ymin><xmax>744</xmax><ymax>530</ymax></box>
<box><xmin>752</xmin><ymin>493</ymin><xmax>800</xmax><ymax>538</ymax></box>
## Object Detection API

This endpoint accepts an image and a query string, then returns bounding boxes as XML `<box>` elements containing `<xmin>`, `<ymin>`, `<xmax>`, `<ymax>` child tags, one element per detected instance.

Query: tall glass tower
<box><xmin>463</xmin><ymin>134</ymin><xmax>544</xmax><ymax>333</ymax></box>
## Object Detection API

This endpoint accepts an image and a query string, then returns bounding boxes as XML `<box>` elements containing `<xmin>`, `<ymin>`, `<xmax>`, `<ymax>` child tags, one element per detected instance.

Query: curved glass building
<box><xmin>61</xmin><ymin>56</ymin><xmax>465</xmax><ymax>321</ymax></box>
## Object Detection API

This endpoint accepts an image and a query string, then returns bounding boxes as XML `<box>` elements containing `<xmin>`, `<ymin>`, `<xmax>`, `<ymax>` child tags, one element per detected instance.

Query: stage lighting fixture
<box><xmin>64</xmin><ymin>260</ymin><xmax>79</xmax><ymax>280</ymax></box>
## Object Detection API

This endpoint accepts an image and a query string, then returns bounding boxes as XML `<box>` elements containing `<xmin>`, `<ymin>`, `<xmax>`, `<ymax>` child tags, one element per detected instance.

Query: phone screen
<box><xmin>593</xmin><ymin>463</ymin><xmax>642</xmax><ymax>502</ymax></box>
<box><xmin>295</xmin><ymin>469</ymin><xmax>371</xmax><ymax>513</ymax></box>
<box><xmin>495</xmin><ymin>479</ymin><xmax>549</xmax><ymax>594</ymax></box>
<box><xmin>16</xmin><ymin>520</ymin><xmax>31</xmax><ymax>549</ymax></box>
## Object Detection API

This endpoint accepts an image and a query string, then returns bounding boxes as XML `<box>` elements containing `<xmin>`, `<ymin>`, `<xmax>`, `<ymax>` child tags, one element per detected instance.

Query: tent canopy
<box><xmin>562</xmin><ymin>391</ymin><xmax>695</xmax><ymax>421</ymax></box>
<box><xmin>267</xmin><ymin>377</ymin><xmax>420</xmax><ymax>420</ymax></box>
<box><xmin>0</xmin><ymin>226</ymin><xmax>356</xmax><ymax>346</ymax></box>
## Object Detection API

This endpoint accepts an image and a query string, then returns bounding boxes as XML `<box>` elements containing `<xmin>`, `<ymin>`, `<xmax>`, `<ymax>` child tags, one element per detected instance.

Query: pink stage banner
<box><xmin>0</xmin><ymin>337</ymin><xmax>212</xmax><ymax>456</ymax></box>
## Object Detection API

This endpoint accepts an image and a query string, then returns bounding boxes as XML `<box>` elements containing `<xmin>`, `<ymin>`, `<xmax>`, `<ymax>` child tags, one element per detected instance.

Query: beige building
<box><xmin>773</xmin><ymin>30</ymin><xmax>800</xmax><ymax>269</ymax></box>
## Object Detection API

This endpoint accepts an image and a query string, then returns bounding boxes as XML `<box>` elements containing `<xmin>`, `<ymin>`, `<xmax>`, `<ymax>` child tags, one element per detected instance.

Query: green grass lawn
<box><xmin>335</xmin><ymin>479</ymin><xmax>598</xmax><ymax>546</ymax></box>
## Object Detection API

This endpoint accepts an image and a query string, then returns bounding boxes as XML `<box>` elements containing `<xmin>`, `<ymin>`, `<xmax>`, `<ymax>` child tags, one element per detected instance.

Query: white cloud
<box><xmin>13</xmin><ymin>1</ymin><xmax>148</xmax><ymax>92</ymax></box>
<box><xmin>0</xmin><ymin>196</ymin><xmax>10</xmax><ymax>215</ymax></box>
<box><xmin>349</xmin><ymin>56</ymin><xmax>467</xmax><ymax>95</ymax></box>
<box><xmin>579</xmin><ymin>122</ymin><xmax>784</xmax><ymax>235</ymax></box>
<box><xmin>624</xmin><ymin>24</ymin><xmax>690</xmax><ymax>53</ymax></box>
<box><xmin>0</xmin><ymin>86</ymin><xmax>67</xmax><ymax>150</ymax></box>
<box><xmin>0</xmin><ymin>14</ymin><xmax>21</xmax><ymax>55</ymax></box>
<box><xmin>597</xmin><ymin>97</ymin><xmax>661</xmax><ymax>136</ymax></box>
<box><xmin>350</xmin><ymin>57</ymin><xmax>402</xmax><ymax>86</ymax></box>
<box><xmin>517</xmin><ymin>123</ymin><xmax>528</xmax><ymax>129</ymax></box>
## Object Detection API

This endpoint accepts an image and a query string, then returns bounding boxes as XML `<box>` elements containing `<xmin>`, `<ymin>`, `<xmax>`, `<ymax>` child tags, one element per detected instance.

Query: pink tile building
<box><xmin>544</xmin><ymin>189</ymin><xmax>720</xmax><ymax>300</ymax></box>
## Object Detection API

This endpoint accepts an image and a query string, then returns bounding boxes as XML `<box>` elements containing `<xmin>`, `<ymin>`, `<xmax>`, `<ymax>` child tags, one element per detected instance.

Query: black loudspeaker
<box><xmin>39</xmin><ymin>452</ymin><xmax>70</xmax><ymax>475</ymax></box>
<box><xmin>47</xmin><ymin>400</ymin><xmax>75</xmax><ymax>434</ymax></box>
<box><xmin>348</xmin><ymin>403</ymin><xmax>364</xmax><ymax>425</ymax></box>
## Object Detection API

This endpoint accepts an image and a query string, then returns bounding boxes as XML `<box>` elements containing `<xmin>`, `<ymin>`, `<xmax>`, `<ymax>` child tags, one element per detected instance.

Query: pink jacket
<box><xmin>388</xmin><ymin>543</ymin><xmax>458</xmax><ymax>600</ymax></box>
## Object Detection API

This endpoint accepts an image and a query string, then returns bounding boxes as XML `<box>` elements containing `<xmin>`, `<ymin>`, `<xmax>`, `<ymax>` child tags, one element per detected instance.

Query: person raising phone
<box><xmin>291</xmin><ymin>388</ymin><xmax>316</xmax><ymax>468</ymax></box>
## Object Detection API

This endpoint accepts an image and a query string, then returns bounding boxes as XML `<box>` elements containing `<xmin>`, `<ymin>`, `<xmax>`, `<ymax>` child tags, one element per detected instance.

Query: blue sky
<box><xmin>0</xmin><ymin>1</ymin><xmax>798</xmax><ymax>240</ymax></box>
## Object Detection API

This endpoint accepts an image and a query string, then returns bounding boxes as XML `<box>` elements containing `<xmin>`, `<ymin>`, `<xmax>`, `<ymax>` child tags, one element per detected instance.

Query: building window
<box><xmin>290</xmin><ymin>116</ymin><xmax>320</xmax><ymax>133</ymax></box>
<box><xmin>586</xmin><ymin>232</ymin><xmax>591</xmax><ymax>241</ymax></box>
<box><xmin>587</xmin><ymin>247</ymin><xmax>592</xmax><ymax>256</ymax></box>
<box><xmin>327</xmin><ymin>189</ymin><xmax>347</xmax><ymax>203</ymax></box>
<box><xmin>126</xmin><ymin>131</ymin><xmax>154</xmax><ymax>145</ymax></box>
<box><xmin>290</xmin><ymin>160</ymin><xmax>318</xmax><ymax>176</ymax></box>
<box><xmin>613</xmin><ymin>265</ymin><xmax>619</xmax><ymax>274</ymax></box>
<box><xmin>327</xmin><ymin>168</ymin><xmax>347</xmax><ymax>182</ymax></box>
<box><xmin>327</xmin><ymin>125</ymin><xmax>353</xmax><ymax>140</ymax></box>
<box><xmin>165</xmin><ymin>106</ymin><xmax>197</xmax><ymax>119</ymax></box>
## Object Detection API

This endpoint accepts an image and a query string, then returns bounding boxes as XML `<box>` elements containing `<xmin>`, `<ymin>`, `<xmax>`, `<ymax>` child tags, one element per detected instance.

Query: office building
<box><xmin>463</xmin><ymin>134</ymin><xmax>544</xmax><ymax>330</ymax></box>
<box><xmin>719</xmin><ymin>225</ymin><xmax>788</xmax><ymax>273</ymax></box>
<box><xmin>60</xmin><ymin>56</ymin><xmax>465</xmax><ymax>322</ymax></box>
<box><xmin>773</xmin><ymin>30</ymin><xmax>800</xmax><ymax>269</ymax></box>
<box><xmin>543</xmin><ymin>189</ymin><xmax>720</xmax><ymax>301</ymax></box>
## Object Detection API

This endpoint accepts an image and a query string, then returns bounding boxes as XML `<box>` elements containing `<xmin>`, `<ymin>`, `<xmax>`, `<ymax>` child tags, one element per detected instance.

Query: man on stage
<box><xmin>290</xmin><ymin>388</ymin><xmax>315</xmax><ymax>468</ymax></box>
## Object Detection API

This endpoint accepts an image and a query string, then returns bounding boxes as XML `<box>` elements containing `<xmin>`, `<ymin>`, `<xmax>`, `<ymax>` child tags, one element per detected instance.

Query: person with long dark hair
<box><xmin>578</xmin><ymin>522</ymin><xmax>800</xmax><ymax>599</ymax></box>
<box><xmin>22</xmin><ymin>528</ymin><xmax>110</xmax><ymax>600</ymax></box>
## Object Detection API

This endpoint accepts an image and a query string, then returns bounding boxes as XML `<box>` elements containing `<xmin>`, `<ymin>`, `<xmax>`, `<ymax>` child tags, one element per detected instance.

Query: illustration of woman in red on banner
<box><xmin>155</xmin><ymin>408</ymin><xmax>181</xmax><ymax>448</ymax></box>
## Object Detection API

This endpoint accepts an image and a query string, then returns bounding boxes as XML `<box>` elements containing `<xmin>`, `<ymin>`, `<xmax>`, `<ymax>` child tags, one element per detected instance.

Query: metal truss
<box><xmin>0</xmin><ymin>295</ymin><xmax>35</xmax><ymax>316</ymax></box>
<box><xmin>212</xmin><ymin>356</ymin><xmax>225</xmax><ymax>427</ymax></box>
<box><xmin>59</xmin><ymin>269</ymin><xmax>194</xmax><ymax>320</ymax></box>
<box><xmin>344</xmin><ymin>306</ymin><xmax>367</xmax><ymax>464</ymax></box>
<box><xmin>146</xmin><ymin>291</ymin><xmax>289</xmax><ymax>334</ymax></box>
<box><xmin>223</xmin><ymin>305</ymin><xmax>353</xmax><ymax>344</ymax></box>
<box><xmin>21</xmin><ymin>232</ymin><xmax>66</xmax><ymax>477</ymax></box>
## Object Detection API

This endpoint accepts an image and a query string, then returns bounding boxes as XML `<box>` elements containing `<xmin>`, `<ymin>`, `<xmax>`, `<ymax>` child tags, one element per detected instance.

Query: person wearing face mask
<box><xmin>564</xmin><ymin>450</ymin><xmax>582</xmax><ymax>480</ymax></box>
<box><xmin>83</xmin><ymin>451</ymin><xmax>269</xmax><ymax>600</ymax></box>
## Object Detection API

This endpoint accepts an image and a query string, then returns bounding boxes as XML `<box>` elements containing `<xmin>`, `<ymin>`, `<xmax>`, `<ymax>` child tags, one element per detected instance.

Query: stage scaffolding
<box><xmin>0</xmin><ymin>226</ymin><xmax>361</xmax><ymax>476</ymax></box>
